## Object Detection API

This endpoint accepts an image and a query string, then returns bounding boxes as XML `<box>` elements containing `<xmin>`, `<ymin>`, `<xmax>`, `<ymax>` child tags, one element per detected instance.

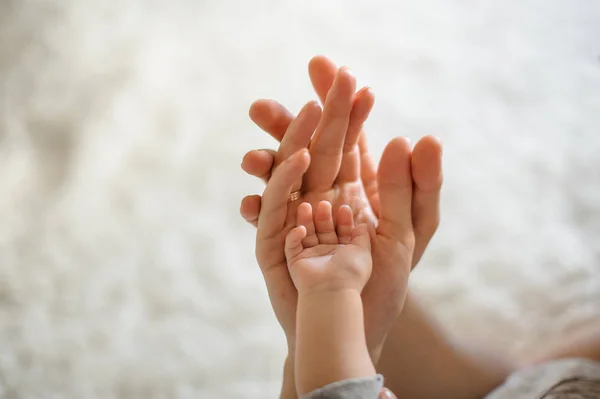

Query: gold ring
<box><xmin>288</xmin><ymin>190</ymin><xmax>302</xmax><ymax>202</ymax></box>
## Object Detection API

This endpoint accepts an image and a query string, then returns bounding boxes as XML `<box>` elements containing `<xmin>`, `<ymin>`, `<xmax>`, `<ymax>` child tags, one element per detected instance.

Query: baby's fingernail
<box><xmin>380</xmin><ymin>388</ymin><xmax>397</xmax><ymax>399</ymax></box>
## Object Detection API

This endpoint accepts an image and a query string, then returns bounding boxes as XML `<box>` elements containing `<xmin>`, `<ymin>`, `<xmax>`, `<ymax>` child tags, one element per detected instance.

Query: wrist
<box><xmin>281</xmin><ymin>353</ymin><xmax>297</xmax><ymax>399</ymax></box>
<box><xmin>286</xmin><ymin>332</ymin><xmax>296</xmax><ymax>354</ymax></box>
<box><xmin>297</xmin><ymin>287</ymin><xmax>362</xmax><ymax>303</ymax></box>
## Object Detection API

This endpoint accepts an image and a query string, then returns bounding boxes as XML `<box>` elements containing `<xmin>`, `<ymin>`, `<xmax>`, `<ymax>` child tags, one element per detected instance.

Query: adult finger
<box><xmin>241</xmin><ymin>149</ymin><xmax>276</xmax><ymax>183</ymax></box>
<box><xmin>274</xmin><ymin>101</ymin><xmax>322</xmax><ymax>193</ymax></box>
<box><xmin>308</xmin><ymin>55</ymin><xmax>338</xmax><ymax>103</ymax></box>
<box><xmin>310</xmin><ymin>55</ymin><xmax>376</xmax><ymax>184</ymax></box>
<box><xmin>336</xmin><ymin>87</ymin><xmax>375</xmax><ymax>183</ymax></box>
<box><xmin>410</xmin><ymin>135</ymin><xmax>443</xmax><ymax>267</ymax></box>
<box><xmin>257</xmin><ymin>149</ymin><xmax>311</xmax><ymax>240</ymax></box>
<box><xmin>308</xmin><ymin>55</ymin><xmax>380</xmax><ymax>200</ymax></box>
<box><xmin>304</xmin><ymin>67</ymin><xmax>356</xmax><ymax>191</ymax></box>
<box><xmin>376</xmin><ymin>137</ymin><xmax>413</xmax><ymax>241</ymax></box>
<box><xmin>358</xmin><ymin>133</ymin><xmax>380</xmax><ymax>216</ymax></box>
<box><xmin>249</xmin><ymin>99</ymin><xmax>294</xmax><ymax>142</ymax></box>
<box><xmin>240</xmin><ymin>195</ymin><xmax>262</xmax><ymax>227</ymax></box>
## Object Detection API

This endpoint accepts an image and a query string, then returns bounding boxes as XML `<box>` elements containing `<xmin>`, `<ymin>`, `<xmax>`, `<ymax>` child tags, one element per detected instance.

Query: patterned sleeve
<box><xmin>300</xmin><ymin>374</ymin><xmax>384</xmax><ymax>399</ymax></box>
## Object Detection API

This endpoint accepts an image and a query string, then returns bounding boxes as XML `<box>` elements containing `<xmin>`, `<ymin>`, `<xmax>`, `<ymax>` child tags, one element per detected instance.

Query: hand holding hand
<box><xmin>244</xmin><ymin>56</ymin><xmax>443</xmax><ymax>361</ymax></box>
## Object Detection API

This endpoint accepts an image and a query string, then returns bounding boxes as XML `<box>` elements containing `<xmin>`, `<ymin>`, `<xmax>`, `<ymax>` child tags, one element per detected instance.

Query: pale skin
<box><xmin>242</xmin><ymin>55</ymin><xmax>600</xmax><ymax>398</ymax></box>
<box><xmin>249</xmin><ymin>63</ymin><xmax>415</xmax><ymax>365</ymax></box>
<box><xmin>285</xmin><ymin>201</ymin><xmax>375</xmax><ymax>396</ymax></box>
<box><xmin>242</xmin><ymin>55</ymin><xmax>510</xmax><ymax>399</ymax></box>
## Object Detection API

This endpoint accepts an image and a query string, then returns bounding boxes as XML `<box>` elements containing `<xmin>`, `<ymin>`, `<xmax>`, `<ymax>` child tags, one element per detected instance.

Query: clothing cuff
<box><xmin>300</xmin><ymin>374</ymin><xmax>384</xmax><ymax>399</ymax></box>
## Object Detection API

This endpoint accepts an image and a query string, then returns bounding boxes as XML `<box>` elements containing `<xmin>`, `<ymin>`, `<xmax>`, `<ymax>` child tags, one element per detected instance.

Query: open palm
<box><xmin>285</xmin><ymin>201</ymin><xmax>372</xmax><ymax>294</ymax></box>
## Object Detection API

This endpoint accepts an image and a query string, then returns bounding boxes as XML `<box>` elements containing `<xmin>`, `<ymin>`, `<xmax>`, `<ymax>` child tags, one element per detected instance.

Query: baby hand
<box><xmin>284</xmin><ymin>201</ymin><xmax>372</xmax><ymax>294</ymax></box>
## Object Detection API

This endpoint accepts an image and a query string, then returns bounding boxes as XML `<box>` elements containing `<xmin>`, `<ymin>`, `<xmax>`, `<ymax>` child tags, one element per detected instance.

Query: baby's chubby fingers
<box><xmin>336</xmin><ymin>205</ymin><xmax>355</xmax><ymax>245</ymax></box>
<box><xmin>297</xmin><ymin>202</ymin><xmax>319</xmax><ymax>248</ymax></box>
<box><xmin>285</xmin><ymin>225</ymin><xmax>307</xmax><ymax>265</ymax></box>
<box><xmin>313</xmin><ymin>201</ymin><xmax>338</xmax><ymax>245</ymax></box>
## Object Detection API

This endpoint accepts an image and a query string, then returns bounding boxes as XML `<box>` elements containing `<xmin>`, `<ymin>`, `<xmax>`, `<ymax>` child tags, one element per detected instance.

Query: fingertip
<box><xmin>339</xmin><ymin>65</ymin><xmax>354</xmax><ymax>78</ymax></box>
<box><xmin>318</xmin><ymin>200</ymin><xmax>332</xmax><ymax>211</ymax></box>
<box><xmin>393</xmin><ymin>136</ymin><xmax>412</xmax><ymax>151</ymax></box>
<box><xmin>309</xmin><ymin>55</ymin><xmax>336</xmax><ymax>77</ymax></box>
<box><xmin>303</xmin><ymin>100</ymin><xmax>323</xmax><ymax>121</ymax></box>
<box><xmin>380</xmin><ymin>137</ymin><xmax>412</xmax><ymax>176</ymax></box>
<box><xmin>241</xmin><ymin>149</ymin><xmax>275</xmax><ymax>178</ymax></box>
<box><xmin>240</xmin><ymin>149</ymin><xmax>258</xmax><ymax>169</ymax></box>
<box><xmin>414</xmin><ymin>135</ymin><xmax>443</xmax><ymax>155</ymax></box>
<box><xmin>240</xmin><ymin>194</ymin><xmax>261</xmax><ymax>222</ymax></box>
<box><xmin>356</xmin><ymin>86</ymin><xmax>375</xmax><ymax>104</ymax></box>
<box><xmin>432</xmin><ymin>135</ymin><xmax>443</xmax><ymax>151</ymax></box>
<box><xmin>337</xmin><ymin>66</ymin><xmax>357</xmax><ymax>89</ymax></box>
<box><xmin>297</xmin><ymin>202</ymin><xmax>313</xmax><ymax>220</ymax></box>
<box><xmin>349</xmin><ymin>87</ymin><xmax>375</xmax><ymax>130</ymax></box>
<box><xmin>304</xmin><ymin>100</ymin><xmax>321</xmax><ymax>112</ymax></box>
<box><xmin>309</xmin><ymin>54</ymin><xmax>333</xmax><ymax>66</ymax></box>
<box><xmin>284</xmin><ymin>147</ymin><xmax>310</xmax><ymax>169</ymax></box>
<box><xmin>309</xmin><ymin>55</ymin><xmax>338</xmax><ymax>103</ymax></box>
<box><xmin>297</xmin><ymin>225</ymin><xmax>307</xmax><ymax>238</ymax></box>
<box><xmin>336</xmin><ymin>204</ymin><xmax>354</xmax><ymax>227</ymax></box>
<box><xmin>248</xmin><ymin>99</ymin><xmax>259</xmax><ymax>119</ymax></box>
<box><xmin>289</xmin><ymin>225</ymin><xmax>305</xmax><ymax>240</ymax></box>
<box><xmin>338</xmin><ymin>204</ymin><xmax>352</xmax><ymax>217</ymax></box>
<box><xmin>314</xmin><ymin>200</ymin><xmax>333</xmax><ymax>222</ymax></box>
<box><xmin>240</xmin><ymin>151</ymin><xmax>252</xmax><ymax>172</ymax></box>
<box><xmin>412</xmin><ymin>135</ymin><xmax>443</xmax><ymax>191</ymax></box>
<box><xmin>248</xmin><ymin>99</ymin><xmax>268</xmax><ymax>121</ymax></box>
<box><xmin>298</xmin><ymin>148</ymin><xmax>311</xmax><ymax>169</ymax></box>
<box><xmin>248</xmin><ymin>99</ymin><xmax>293</xmax><ymax>142</ymax></box>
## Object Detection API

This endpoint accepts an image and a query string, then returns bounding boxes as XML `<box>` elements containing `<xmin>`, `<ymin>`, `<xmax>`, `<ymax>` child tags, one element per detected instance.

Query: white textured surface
<box><xmin>1</xmin><ymin>0</ymin><xmax>600</xmax><ymax>397</ymax></box>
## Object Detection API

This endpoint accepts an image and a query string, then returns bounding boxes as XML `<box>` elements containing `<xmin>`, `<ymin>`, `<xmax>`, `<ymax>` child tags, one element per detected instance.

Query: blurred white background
<box><xmin>1</xmin><ymin>0</ymin><xmax>599</xmax><ymax>397</ymax></box>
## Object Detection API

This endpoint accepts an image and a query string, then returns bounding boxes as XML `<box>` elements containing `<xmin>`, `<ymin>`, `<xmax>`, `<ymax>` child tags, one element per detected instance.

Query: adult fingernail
<box><xmin>380</xmin><ymin>388</ymin><xmax>397</xmax><ymax>399</ymax></box>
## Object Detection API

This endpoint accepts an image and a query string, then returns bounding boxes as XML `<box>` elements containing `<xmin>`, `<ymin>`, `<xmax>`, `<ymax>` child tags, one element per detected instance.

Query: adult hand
<box><xmin>243</xmin><ymin>56</ymin><xmax>443</xmax><ymax>358</ymax></box>
<box><xmin>243</xmin><ymin>56</ymin><xmax>442</xmax><ymax>267</ymax></box>
<box><xmin>249</xmin><ymin>66</ymin><xmax>374</xmax><ymax>348</ymax></box>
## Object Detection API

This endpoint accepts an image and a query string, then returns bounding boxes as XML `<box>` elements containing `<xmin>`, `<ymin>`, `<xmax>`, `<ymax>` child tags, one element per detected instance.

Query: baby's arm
<box><xmin>296</xmin><ymin>288</ymin><xmax>375</xmax><ymax>395</ymax></box>
<box><xmin>284</xmin><ymin>202</ymin><xmax>376</xmax><ymax>396</ymax></box>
